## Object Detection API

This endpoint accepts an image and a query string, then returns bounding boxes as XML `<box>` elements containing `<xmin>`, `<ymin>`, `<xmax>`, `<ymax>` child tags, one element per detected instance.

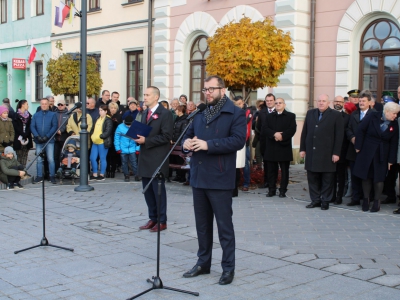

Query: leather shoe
<box><xmin>139</xmin><ymin>220</ymin><xmax>156</xmax><ymax>230</ymax></box>
<box><xmin>347</xmin><ymin>200</ymin><xmax>360</xmax><ymax>206</ymax></box>
<box><xmin>279</xmin><ymin>192</ymin><xmax>286</xmax><ymax>198</ymax></box>
<box><xmin>306</xmin><ymin>202</ymin><xmax>321</xmax><ymax>208</ymax></box>
<box><xmin>183</xmin><ymin>265</ymin><xmax>210</xmax><ymax>278</ymax></box>
<box><xmin>219</xmin><ymin>271</ymin><xmax>234</xmax><ymax>285</ymax></box>
<box><xmin>266</xmin><ymin>192</ymin><xmax>275</xmax><ymax>197</ymax></box>
<box><xmin>149</xmin><ymin>223</ymin><xmax>167</xmax><ymax>232</ymax></box>
<box><xmin>321</xmin><ymin>202</ymin><xmax>329</xmax><ymax>210</ymax></box>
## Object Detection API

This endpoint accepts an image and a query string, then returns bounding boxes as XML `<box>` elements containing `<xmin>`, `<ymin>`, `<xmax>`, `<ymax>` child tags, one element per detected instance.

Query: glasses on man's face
<box><xmin>57</xmin><ymin>104</ymin><xmax>65</xmax><ymax>106</ymax></box>
<box><xmin>275</xmin><ymin>102</ymin><xmax>284</xmax><ymax>105</ymax></box>
<box><xmin>201</xmin><ymin>87</ymin><xmax>223</xmax><ymax>94</ymax></box>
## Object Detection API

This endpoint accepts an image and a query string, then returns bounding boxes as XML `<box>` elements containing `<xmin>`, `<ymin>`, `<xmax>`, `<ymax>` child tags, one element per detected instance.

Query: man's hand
<box><xmin>332</xmin><ymin>155</ymin><xmax>339</xmax><ymax>163</ymax></box>
<box><xmin>192</xmin><ymin>136</ymin><xmax>208</xmax><ymax>152</ymax></box>
<box><xmin>300</xmin><ymin>151</ymin><xmax>306</xmax><ymax>158</ymax></box>
<box><xmin>183</xmin><ymin>137</ymin><xmax>195</xmax><ymax>151</ymax></box>
<box><xmin>274</xmin><ymin>132</ymin><xmax>283</xmax><ymax>141</ymax></box>
<box><xmin>351</xmin><ymin>137</ymin><xmax>355</xmax><ymax>144</ymax></box>
<box><xmin>389</xmin><ymin>163</ymin><xmax>393</xmax><ymax>170</ymax></box>
<box><xmin>135</xmin><ymin>135</ymin><xmax>145</xmax><ymax>145</ymax></box>
<box><xmin>57</xmin><ymin>130</ymin><xmax>61</xmax><ymax>135</ymax></box>
<box><xmin>355</xmin><ymin>149</ymin><xmax>360</xmax><ymax>153</ymax></box>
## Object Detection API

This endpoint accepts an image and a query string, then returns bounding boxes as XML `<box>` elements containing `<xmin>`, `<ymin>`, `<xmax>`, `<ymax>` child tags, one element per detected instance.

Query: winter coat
<box><xmin>0</xmin><ymin>154</ymin><xmax>21</xmax><ymax>183</ymax></box>
<box><xmin>114</xmin><ymin>123</ymin><xmax>140</xmax><ymax>154</ymax></box>
<box><xmin>0</xmin><ymin>118</ymin><xmax>15</xmax><ymax>153</ymax></box>
<box><xmin>91</xmin><ymin>116</ymin><xmax>114</xmax><ymax>148</ymax></box>
<box><xmin>122</xmin><ymin>109</ymin><xmax>139</xmax><ymax>121</ymax></box>
<box><xmin>55</xmin><ymin>108</ymin><xmax>69</xmax><ymax>143</ymax></box>
<box><xmin>260</xmin><ymin>109</ymin><xmax>297</xmax><ymax>162</ymax></box>
<box><xmin>353</xmin><ymin>111</ymin><xmax>399</xmax><ymax>182</ymax></box>
<box><xmin>12</xmin><ymin>111</ymin><xmax>33</xmax><ymax>151</ymax></box>
<box><xmin>300</xmin><ymin>107</ymin><xmax>344</xmax><ymax>173</ymax></box>
<box><xmin>172</xmin><ymin>114</ymin><xmax>189</xmax><ymax>143</ymax></box>
<box><xmin>30</xmin><ymin>110</ymin><xmax>58</xmax><ymax>144</ymax></box>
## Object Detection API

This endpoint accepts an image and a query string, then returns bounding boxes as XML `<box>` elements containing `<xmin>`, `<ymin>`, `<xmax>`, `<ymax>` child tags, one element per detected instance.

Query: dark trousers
<box><xmin>267</xmin><ymin>161</ymin><xmax>290</xmax><ymax>193</ymax></box>
<box><xmin>383</xmin><ymin>163</ymin><xmax>398</xmax><ymax>200</ymax></box>
<box><xmin>142</xmin><ymin>177</ymin><xmax>167</xmax><ymax>224</ymax></box>
<box><xmin>192</xmin><ymin>187</ymin><xmax>235</xmax><ymax>272</ymax></box>
<box><xmin>349</xmin><ymin>161</ymin><xmax>363</xmax><ymax>201</ymax></box>
<box><xmin>54</xmin><ymin>140</ymin><xmax>64</xmax><ymax>171</ymax></box>
<box><xmin>333</xmin><ymin>162</ymin><xmax>347</xmax><ymax>200</ymax></box>
<box><xmin>263</xmin><ymin>160</ymin><xmax>269</xmax><ymax>183</ymax></box>
<box><xmin>106</xmin><ymin>145</ymin><xmax>118</xmax><ymax>173</ymax></box>
<box><xmin>307</xmin><ymin>171</ymin><xmax>335</xmax><ymax>203</ymax></box>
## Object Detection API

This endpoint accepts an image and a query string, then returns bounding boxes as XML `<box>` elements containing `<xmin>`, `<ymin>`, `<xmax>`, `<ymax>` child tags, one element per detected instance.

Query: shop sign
<box><xmin>12</xmin><ymin>58</ymin><xmax>26</xmax><ymax>70</ymax></box>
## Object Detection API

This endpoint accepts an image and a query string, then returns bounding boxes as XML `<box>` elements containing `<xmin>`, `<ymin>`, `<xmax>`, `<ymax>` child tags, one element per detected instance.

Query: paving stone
<box><xmin>323</xmin><ymin>263</ymin><xmax>361</xmax><ymax>274</ymax></box>
<box><xmin>370</xmin><ymin>275</ymin><xmax>400</xmax><ymax>287</ymax></box>
<box><xmin>345</xmin><ymin>268</ymin><xmax>385</xmax><ymax>281</ymax></box>
<box><xmin>282</xmin><ymin>253</ymin><xmax>317</xmax><ymax>263</ymax></box>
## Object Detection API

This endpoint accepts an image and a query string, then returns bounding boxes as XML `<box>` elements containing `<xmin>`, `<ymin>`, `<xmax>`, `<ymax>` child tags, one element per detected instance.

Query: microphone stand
<box><xmin>14</xmin><ymin>108</ymin><xmax>79</xmax><ymax>254</ymax></box>
<box><xmin>127</xmin><ymin>116</ymin><xmax>199</xmax><ymax>299</ymax></box>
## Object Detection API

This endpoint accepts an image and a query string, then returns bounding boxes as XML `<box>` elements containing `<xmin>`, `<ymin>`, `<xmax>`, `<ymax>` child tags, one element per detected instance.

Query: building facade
<box><xmin>0</xmin><ymin>0</ymin><xmax>53</xmax><ymax>111</ymax></box>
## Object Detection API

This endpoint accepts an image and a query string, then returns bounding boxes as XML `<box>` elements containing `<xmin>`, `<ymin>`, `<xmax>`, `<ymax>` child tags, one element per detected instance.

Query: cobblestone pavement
<box><xmin>0</xmin><ymin>162</ymin><xmax>400</xmax><ymax>299</ymax></box>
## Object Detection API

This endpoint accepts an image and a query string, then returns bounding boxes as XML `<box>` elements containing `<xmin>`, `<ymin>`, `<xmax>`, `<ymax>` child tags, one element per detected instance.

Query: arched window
<box><xmin>359</xmin><ymin>19</ymin><xmax>400</xmax><ymax>100</ymax></box>
<box><xmin>190</xmin><ymin>35</ymin><xmax>210</xmax><ymax>103</ymax></box>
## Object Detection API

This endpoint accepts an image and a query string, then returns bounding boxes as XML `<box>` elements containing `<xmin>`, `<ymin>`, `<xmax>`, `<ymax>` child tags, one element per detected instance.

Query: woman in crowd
<box><xmin>105</xmin><ymin>102</ymin><xmax>122</xmax><ymax>178</ymax></box>
<box><xmin>353</xmin><ymin>102</ymin><xmax>400</xmax><ymax>213</ymax></box>
<box><xmin>0</xmin><ymin>106</ymin><xmax>15</xmax><ymax>155</ymax></box>
<box><xmin>90</xmin><ymin>105</ymin><xmax>113</xmax><ymax>181</ymax></box>
<box><xmin>0</xmin><ymin>146</ymin><xmax>26</xmax><ymax>189</ymax></box>
<box><xmin>170</xmin><ymin>105</ymin><xmax>188</xmax><ymax>182</ymax></box>
<box><xmin>12</xmin><ymin>100</ymin><xmax>32</xmax><ymax>165</ymax></box>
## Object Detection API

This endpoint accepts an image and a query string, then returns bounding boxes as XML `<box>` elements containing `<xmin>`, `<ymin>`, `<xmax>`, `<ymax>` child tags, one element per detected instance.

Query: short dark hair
<box><xmin>99</xmin><ymin>104</ymin><xmax>111</xmax><ymax>116</ymax></box>
<box><xmin>176</xmin><ymin>105</ymin><xmax>186</xmax><ymax>114</ymax></box>
<box><xmin>265</xmin><ymin>93</ymin><xmax>276</xmax><ymax>101</ymax></box>
<box><xmin>204</xmin><ymin>75</ymin><xmax>225</xmax><ymax>88</ymax></box>
<box><xmin>111</xmin><ymin>91</ymin><xmax>119</xmax><ymax>97</ymax></box>
<box><xmin>148</xmin><ymin>86</ymin><xmax>160</xmax><ymax>99</ymax></box>
<box><xmin>359</xmin><ymin>91</ymin><xmax>372</xmax><ymax>101</ymax></box>
<box><xmin>234</xmin><ymin>96</ymin><xmax>243</xmax><ymax>101</ymax></box>
<box><xmin>102</xmin><ymin>90</ymin><xmax>110</xmax><ymax>96</ymax></box>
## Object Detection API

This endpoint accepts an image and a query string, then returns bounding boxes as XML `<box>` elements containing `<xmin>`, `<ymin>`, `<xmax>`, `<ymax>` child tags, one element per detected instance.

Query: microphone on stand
<box><xmin>65</xmin><ymin>102</ymin><xmax>83</xmax><ymax>115</ymax></box>
<box><xmin>186</xmin><ymin>103</ymin><xmax>206</xmax><ymax>120</ymax></box>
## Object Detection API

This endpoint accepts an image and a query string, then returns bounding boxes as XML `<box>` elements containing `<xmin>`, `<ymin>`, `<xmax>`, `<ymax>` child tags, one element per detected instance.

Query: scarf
<box><xmin>203</xmin><ymin>94</ymin><xmax>228</xmax><ymax>124</ymax></box>
<box><xmin>17</xmin><ymin>109</ymin><xmax>30</xmax><ymax>124</ymax></box>
<box><xmin>380</xmin><ymin>112</ymin><xmax>391</xmax><ymax>132</ymax></box>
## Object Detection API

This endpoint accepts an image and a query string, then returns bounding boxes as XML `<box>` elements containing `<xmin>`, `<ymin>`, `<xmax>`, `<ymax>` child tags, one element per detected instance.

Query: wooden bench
<box><xmin>169</xmin><ymin>145</ymin><xmax>191</xmax><ymax>170</ymax></box>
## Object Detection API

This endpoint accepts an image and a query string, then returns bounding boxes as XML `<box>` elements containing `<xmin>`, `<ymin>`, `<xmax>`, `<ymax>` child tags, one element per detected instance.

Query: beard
<box><xmin>334</xmin><ymin>104</ymin><xmax>343</xmax><ymax>111</ymax></box>
<box><xmin>207</xmin><ymin>93</ymin><xmax>222</xmax><ymax>106</ymax></box>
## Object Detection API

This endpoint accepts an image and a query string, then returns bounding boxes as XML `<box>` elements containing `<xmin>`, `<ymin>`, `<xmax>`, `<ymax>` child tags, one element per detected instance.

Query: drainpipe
<box><xmin>147</xmin><ymin>0</ymin><xmax>153</xmax><ymax>87</ymax></box>
<box><xmin>308</xmin><ymin>0</ymin><xmax>316</xmax><ymax>109</ymax></box>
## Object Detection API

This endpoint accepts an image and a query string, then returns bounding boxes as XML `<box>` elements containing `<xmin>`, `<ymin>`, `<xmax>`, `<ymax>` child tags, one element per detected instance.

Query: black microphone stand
<box><xmin>14</xmin><ymin>108</ymin><xmax>79</xmax><ymax>254</ymax></box>
<box><xmin>127</xmin><ymin>116</ymin><xmax>199</xmax><ymax>299</ymax></box>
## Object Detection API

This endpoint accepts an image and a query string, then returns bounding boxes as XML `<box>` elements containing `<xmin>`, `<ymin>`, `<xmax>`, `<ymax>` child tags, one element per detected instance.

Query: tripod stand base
<box><xmin>14</xmin><ymin>237</ymin><xmax>74</xmax><ymax>254</ymax></box>
<box><xmin>126</xmin><ymin>276</ymin><xmax>199</xmax><ymax>299</ymax></box>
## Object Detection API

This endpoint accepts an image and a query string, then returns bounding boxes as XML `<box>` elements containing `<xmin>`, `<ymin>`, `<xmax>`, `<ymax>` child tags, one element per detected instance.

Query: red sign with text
<box><xmin>12</xmin><ymin>58</ymin><xmax>26</xmax><ymax>70</ymax></box>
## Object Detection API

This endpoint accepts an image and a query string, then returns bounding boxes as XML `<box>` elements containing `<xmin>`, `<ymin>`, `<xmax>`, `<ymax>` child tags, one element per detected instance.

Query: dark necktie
<box><xmin>318</xmin><ymin>112</ymin><xmax>322</xmax><ymax>121</ymax></box>
<box><xmin>146</xmin><ymin>110</ymin><xmax>152</xmax><ymax>122</ymax></box>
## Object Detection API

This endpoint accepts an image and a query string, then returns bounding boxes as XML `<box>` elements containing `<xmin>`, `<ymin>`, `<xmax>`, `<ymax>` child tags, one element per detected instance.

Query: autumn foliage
<box><xmin>45</xmin><ymin>53</ymin><xmax>102</xmax><ymax>96</ymax></box>
<box><xmin>206</xmin><ymin>17</ymin><xmax>293</xmax><ymax>90</ymax></box>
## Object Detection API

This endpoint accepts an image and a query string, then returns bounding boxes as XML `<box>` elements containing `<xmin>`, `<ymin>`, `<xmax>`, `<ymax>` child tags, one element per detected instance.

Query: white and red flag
<box><xmin>28</xmin><ymin>44</ymin><xmax>37</xmax><ymax>64</ymax></box>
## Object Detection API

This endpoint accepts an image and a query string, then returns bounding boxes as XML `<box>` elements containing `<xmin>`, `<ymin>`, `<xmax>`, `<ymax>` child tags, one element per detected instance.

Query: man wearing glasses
<box><xmin>260</xmin><ymin>98</ymin><xmax>296</xmax><ymax>198</ymax></box>
<box><xmin>54</xmin><ymin>100</ymin><xmax>69</xmax><ymax>173</ymax></box>
<box><xmin>182</xmin><ymin>75</ymin><xmax>246</xmax><ymax>285</ymax></box>
<box><xmin>96</xmin><ymin>90</ymin><xmax>111</xmax><ymax>108</ymax></box>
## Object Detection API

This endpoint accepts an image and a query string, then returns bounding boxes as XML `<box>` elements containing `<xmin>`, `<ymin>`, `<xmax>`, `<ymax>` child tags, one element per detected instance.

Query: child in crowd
<box><xmin>0</xmin><ymin>146</ymin><xmax>26</xmax><ymax>189</ymax></box>
<box><xmin>57</xmin><ymin>139</ymin><xmax>80</xmax><ymax>178</ymax></box>
<box><xmin>114</xmin><ymin>115</ymin><xmax>140</xmax><ymax>182</ymax></box>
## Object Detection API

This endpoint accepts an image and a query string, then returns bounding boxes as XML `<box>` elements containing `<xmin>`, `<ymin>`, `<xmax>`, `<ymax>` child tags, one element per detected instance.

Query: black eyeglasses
<box><xmin>57</xmin><ymin>103</ymin><xmax>65</xmax><ymax>106</ymax></box>
<box><xmin>201</xmin><ymin>87</ymin><xmax>223</xmax><ymax>94</ymax></box>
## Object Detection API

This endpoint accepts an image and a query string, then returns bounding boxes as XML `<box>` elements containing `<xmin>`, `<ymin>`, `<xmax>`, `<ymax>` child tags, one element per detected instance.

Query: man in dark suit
<box><xmin>300</xmin><ymin>94</ymin><xmax>344</xmax><ymax>210</ymax></box>
<box><xmin>182</xmin><ymin>75</ymin><xmax>246</xmax><ymax>285</ymax></box>
<box><xmin>332</xmin><ymin>96</ymin><xmax>350</xmax><ymax>205</ymax></box>
<box><xmin>136</xmin><ymin>86</ymin><xmax>173</xmax><ymax>232</ymax></box>
<box><xmin>346</xmin><ymin>93</ymin><xmax>376</xmax><ymax>206</ymax></box>
<box><xmin>260</xmin><ymin>98</ymin><xmax>296</xmax><ymax>198</ymax></box>
<box><xmin>256</xmin><ymin>93</ymin><xmax>276</xmax><ymax>187</ymax></box>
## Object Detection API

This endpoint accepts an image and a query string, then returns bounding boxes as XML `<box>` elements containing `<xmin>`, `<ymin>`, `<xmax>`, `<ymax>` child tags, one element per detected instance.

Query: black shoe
<box><xmin>266</xmin><ymin>192</ymin><xmax>276</xmax><ymax>197</ymax></box>
<box><xmin>124</xmin><ymin>175</ymin><xmax>130</xmax><ymax>182</ymax></box>
<box><xmin>381</xmin><ymin>197</ymin><xmax>396</xmax><ymax>204</ymax></box>
<box><xmin>370</xmin><ymin>199</ymin><xmax>380</xmax><ymax>213</ymax></box>
<box><xmin>14</xmin><ymin>183</ymin><xmax>24</xmax><ymax>189</ymax></box>
<box><xmin>183</xmin><ymin>265</ymin><xmax>210</xmax><ymax>278</ymax></box>
<box><xmin>97</xmin><ymin>175</ymin><xmax>105</xmax><ymax>181</ymax></box>
<box><xmin>334</xmin><ymin>197</ymin><xmax>342</xmax><ymax>205</ymax></box>
<box><xmin>89</xmin><ymin>175</ymin><xmax>98</xmax><ymax>180</ymax></box>
<box><xmin>134</xmin><ymin>176</ymin><xmax>141</xmax><ymax>181</ymax></box>
<box><xmin>6</xmin><ymin>183</ymin><xmax>14</xmax><ymax>190</ymax></box>
<box><xmin>306</xmin><ymin>202</ymin><xmax>321</xmax><ymax>208</ymax></box>
<box><xmin>219</xmin><ymin>271</ymin><xmax>234</xmax><ymax>285</ymax></box>
<box><xmin>362</xmin><ymin>198</ymin><xmax>370</xmax><ymax>212</ymax></box>
<box><xmin>279</xmin><ymin>192</ymin><xmax>286</xmax><ymax>198</ymax></box>
<box><xmin>321</xmin><ymin>202</ymin><xmax>329</xmax><ymax>210</ymax></box>
<box><xmin>33</xmin><ymin>176</ymin><xmax>43</xmax><ymax>184</ymax></box>
<box><xmin>347</xmin><ymin>200</ymin><xmax>360</xmax><ymax>206</ymax></box>
<box><xmin>50</xmin><ymin>176</ymin><xmax>57</xmax><ymax>184</ymax></box>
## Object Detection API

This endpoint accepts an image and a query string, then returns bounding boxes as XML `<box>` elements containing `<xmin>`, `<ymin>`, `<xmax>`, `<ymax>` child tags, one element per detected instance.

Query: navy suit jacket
<box><xmin>183</xmin><ymin>99</ymin><xmax>246</xmax><ymax>190</ymax></box>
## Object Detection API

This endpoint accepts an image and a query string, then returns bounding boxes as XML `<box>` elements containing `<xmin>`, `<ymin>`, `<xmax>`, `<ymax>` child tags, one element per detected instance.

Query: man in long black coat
<box><xmin>260</xmin><ymin>98</ymin><xmax>296</xmax><ymax>198</ymax></box>
<box><xmin>136</xmin><ymin>86</ymin><xmax>173</xmax><ymax>232</ymax></box>
<box><xmin>300</xmin><ymin>94</ymin><xmax>344</xmax><ymax>210</ymax></box>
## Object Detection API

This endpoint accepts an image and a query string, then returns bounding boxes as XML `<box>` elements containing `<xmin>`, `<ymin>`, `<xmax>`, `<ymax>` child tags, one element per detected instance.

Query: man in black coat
<box><xmin>256</xmin><ymin>93</ymin><xmax>276</xmax><ymax>188</ymax></box>
<box><xmin>300</xmin><ymin>94</ymin><xmax>344</xmax><ymax>210</ymax></box>
<box><xmin>345</xmin><ymin>93</ymin><xmax>376</xmax><ymax>206</ymax></box>
<box><xmin>332</xmin><ymin>96</ymin><xmax>350</xmax><ymax>205</ymax></box>
<box><xmin>260</xmin><ymin>98</ymin><xmax>296</xmax><ymax>198</ymax></box>
<box><xmin>136</xmin><ymin>86</ymin><xmax>173</xmax><ymax>232</ymax></box>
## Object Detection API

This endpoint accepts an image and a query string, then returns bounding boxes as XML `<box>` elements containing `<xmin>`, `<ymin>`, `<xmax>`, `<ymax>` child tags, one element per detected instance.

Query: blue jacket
<box><xmin>30</xmin><ymin>110</ymin><xmax>58</xmax><ymax>144</ymax></box>
<box><xmin>182</xmin><ymin>98</ymin><xmax>246</xmax><ymax>190</ymax></box>
<box><xmin>122</xmin><ymin>109</ymin><xmax>139</xmax><ymax>121</ymax></box>
<box><xmin>114</xmin><ymin>123</ymin><xmax>140</xmax><ymax>154</ymax></box>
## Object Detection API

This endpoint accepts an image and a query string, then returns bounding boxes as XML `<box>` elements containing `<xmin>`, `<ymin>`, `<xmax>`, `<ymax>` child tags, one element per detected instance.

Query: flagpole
<box><xmin>75</xmin><ymin>0</ymin><xmax>94</xmax><ymax>192</ymax></box>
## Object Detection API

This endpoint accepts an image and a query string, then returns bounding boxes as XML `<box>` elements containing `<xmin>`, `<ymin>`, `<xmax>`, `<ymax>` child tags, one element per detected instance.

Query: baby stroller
<box><xmin>57</xmin><ymin>135</ymin><xmax>81</xmax><ymax>185</ymax></box>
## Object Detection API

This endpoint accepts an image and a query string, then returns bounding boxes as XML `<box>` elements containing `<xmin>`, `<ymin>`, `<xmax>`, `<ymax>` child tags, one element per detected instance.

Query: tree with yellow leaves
<box><xmin>206</xmin><ymin>17</ymin><xmax>293</xmax><ymax>101</ymax></box>
<box><xmin>45</xmin><ymin>53</ymin><xmax>102</xmax><ymax>97</ymax></box>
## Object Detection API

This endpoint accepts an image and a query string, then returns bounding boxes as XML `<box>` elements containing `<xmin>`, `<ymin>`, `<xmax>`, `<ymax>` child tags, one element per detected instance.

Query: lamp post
<box><xmin>75</xmin><ymin>0</ymin><xmax>94</xmax><ymax>192</ymax></box>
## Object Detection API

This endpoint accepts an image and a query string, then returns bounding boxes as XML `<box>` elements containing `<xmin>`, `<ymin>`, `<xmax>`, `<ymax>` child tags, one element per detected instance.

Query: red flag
<box><xmin>28</xmin><ymin>45</ymin><xmax>37</xmax><ymax>64</ymax></box>
<box><xmin>60</xmin><ymin>2</ymin><xmax>70</xmax><ymax>25</ymax></box>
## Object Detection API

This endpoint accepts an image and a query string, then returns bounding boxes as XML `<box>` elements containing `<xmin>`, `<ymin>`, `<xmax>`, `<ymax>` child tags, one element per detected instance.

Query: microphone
<box><xmin>65</xmin><ymin>102</ymin><xmax>83</xmax><ymax>115</ymax></box>
<box><xmin>186</xmin><ymin>103</ymin><xmax>206</xmax><ymax>120</ymax></box>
